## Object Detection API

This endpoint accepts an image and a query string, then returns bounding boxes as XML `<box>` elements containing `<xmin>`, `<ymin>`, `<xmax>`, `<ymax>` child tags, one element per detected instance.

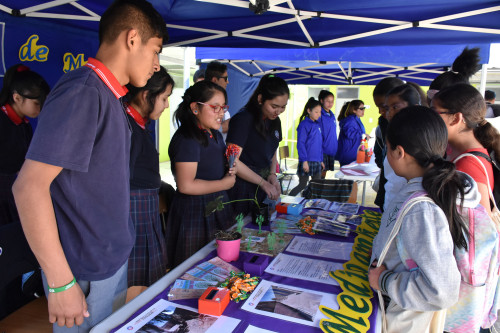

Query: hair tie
<box><xmin>182</xmin><ymin>94</ymin><xmax>191</xmax><ymax>103</ymax></box>
<box><xmin>17</xmin><ymin>65</ymin><xmax>30</xmax><ymax>72</ymax></box>
<box><xmin>430</xmin><ymin>155</ymin><xmax>445</xmax><ymax>165</ymax></box>
<box><xmin>268</xmin><ymin>74</ymin><xmax>275</xmax><ymax>78</ymax></box>
<box><xmin>478</xmin><ymin>119</ymin><xmax>488</xmax><ymax>127</ymax></box>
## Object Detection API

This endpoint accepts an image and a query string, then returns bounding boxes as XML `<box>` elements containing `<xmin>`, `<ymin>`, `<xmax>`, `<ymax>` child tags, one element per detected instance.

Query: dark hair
<box><xmin>338</xmin><ymin>99</ymin><xmax>364</xmax><ymax>122</ymax></box>
<box><xmin>387</xmin><ymin>106</ymin><xmax>468</xmax><ymax>249</ymax></box>
<box><xmin>99</xmin><ymin>0</ymin><xmax>168</xmax><ymax>45</ymax></box>
<box><xmin>126</xmin><ymin>66</ymin><xmax>174</xmax><ymax>119</ymax></box>
<box><xmin>193</xmin><ymin>68</ymin><xmax>205</xmax><ymax>82</ymax></box>
<box><xmin>173</xmin><ymin>81</ymin><xmax>227</xmax><ymax>146</ymax></box>
<box><xmin>244</xmin><ymin>74</ymin><xmax>289</xmax><ymax>138</ymax></box>
<box><xmin>318</xmin><ymin>90</ymin><xmax>334</xmax><ymax>106</ymax></box>
<box><xmin>406</xmin><ymin>82</ymin><xmax>428</xmax><ymax>107</ymax></box>
<box><xmin>386</xmin><ymin>84</ymin><xmax>421</xmax><ymax>106</ymax></box>
<box><xmin>434</xmin><ymin>83</ymin><xmax>500</xmax><ymax>161</ymax></box>
<box><xmin>429</xmin><ymin>47</ymin><xmax>480</xmax><ymax>91</ymax></box>
<box><xmin>0</xmin><ymin>64</ymin><xmax>50</xmax><ymax>107</ymax></box>
<box><xmin>373</xmin><ymin>77</ymin><xmax>404</xmax><ymax>97</ymax></box>
<box><xmin>485</xmin><ymin>90</ymin><xmax>496</xmax><ymax>101</ymax></box>
<box><xmin>204</xmin><ymin>61</ymin><xmax>228</xmax><ymax>82</ymax></box>
<box><xmin>299</xmin><ymin>97</ymin><xmax>321</xmax><ymax>122</ymax></box>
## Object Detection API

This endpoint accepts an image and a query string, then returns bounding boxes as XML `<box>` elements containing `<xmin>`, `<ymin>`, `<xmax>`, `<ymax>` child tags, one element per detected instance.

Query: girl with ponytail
<box><xmin>166</xmin><ymin>80</ymin><xmax>236</xmax><ymax>267</ymax></box>
<box><xmin>335</xmin><ymin>99</ymin><xmax>370</xmax><ymax>166</ymax></box>
<box><xmin>369</xmin><ymin>106</ymin><xmax>466</xmax><ymax>331</ymax></box>
<box><xmin>288</xmin><ymin>97</ymin><xmax>324</xmax><ymax>196</ymax></box>
<box><xmin>226</xmin><ymin>74</ymin><xmax>289</xmax><ymax>215</ymax></box>
<box><xmin>0</xmin><ymin>64</ymin><xmax>49</xmax><ymax>225</ymax></box>
<box><xmin>432</xmin><ymin>83</ymin><xmax>500</xmax><ymax>215</ymax></box>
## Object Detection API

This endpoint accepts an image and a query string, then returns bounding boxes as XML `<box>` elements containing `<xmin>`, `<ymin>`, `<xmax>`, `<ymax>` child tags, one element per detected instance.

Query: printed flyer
<box><xmin>241</xmin><ymin>280</ymin><xmax>339</xmax><ymax>327</ymax></box>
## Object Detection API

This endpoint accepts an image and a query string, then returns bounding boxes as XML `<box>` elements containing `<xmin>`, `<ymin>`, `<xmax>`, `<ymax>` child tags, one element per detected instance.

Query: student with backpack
<box><xmin>288</xmin><ymin>98</ymin><xmax>324</xmax><ymax>196</ymax></box>
<box><xmin>369</xmin><ymin>106</ymin><xmax>464</xmax><ymax>332</ymax></box>
<box><xmin>432</xmin><ymin>84</ymin><xmax>500</xmax><ymax>216</ymax></box>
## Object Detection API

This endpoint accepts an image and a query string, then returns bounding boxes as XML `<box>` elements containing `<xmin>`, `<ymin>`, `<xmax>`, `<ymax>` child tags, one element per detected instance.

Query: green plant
<box><xmin>204</xmin><ymin>183</ymin><xmax>261</xmax><ymax>217</ymax></box>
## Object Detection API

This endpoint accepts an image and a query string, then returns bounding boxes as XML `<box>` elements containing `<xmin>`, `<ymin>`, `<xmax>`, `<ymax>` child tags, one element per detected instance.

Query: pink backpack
<box><xmin>396</xmin><ymin>192</ymin><xmax>500</xmax><ymax>332</ymax></box>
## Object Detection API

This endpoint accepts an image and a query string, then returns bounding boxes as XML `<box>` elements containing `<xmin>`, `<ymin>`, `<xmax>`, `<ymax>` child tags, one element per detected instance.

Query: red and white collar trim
<box><xmin>124</xmin><ymin>103</ymin><xmax>146</xmax><ymax>129</ymax></box>
<box><xmin>85</xmin><ymin>58</ymin><xmax>128</xmax><ymax>99</ymax></box>
<box><xmin>1</xmin><ymin>104</ymin><xmax>27</xmax><ymax>125</ymax></box>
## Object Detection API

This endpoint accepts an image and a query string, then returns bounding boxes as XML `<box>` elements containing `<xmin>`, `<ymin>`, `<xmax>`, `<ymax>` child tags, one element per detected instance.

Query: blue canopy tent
<box><xmin>0</xmin><ymin>0</ymin><xmax>497</xmax><ymax>134</ymax></box>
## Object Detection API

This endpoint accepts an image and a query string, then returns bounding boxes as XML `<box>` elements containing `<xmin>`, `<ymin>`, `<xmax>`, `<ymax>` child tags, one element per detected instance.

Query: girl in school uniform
<box><xmin>0</xmin><ymin>64</ymin><xmax>49</xmax><ymax>225</ymax></box>
<box><xmin>166</xmin><ymin>81</ymin><xmax>236</xmax><ymax>267</ymax></box>
<box><xmin>317</xmin><ymin>90</ymin><xmax>337</xmax><ymax>178</ymax></box>
<box><xmin>226</xmin><ymin>74</ymin><xmax>289</xmax><ymax>215</ymax></box>
<box><xmin>335</xmin><ymin>100</ymin><xmax>370</xmax><ymax>166</ymax></box>
<box><xmin>289</xmin><ymin>97</ymin><xmax>324</xmax><ymax>196</ymax></box>
<box><xmin>125</xmin><ymin>66</ymin><xmax>174</xmax><ymax>292</ymax></box>
<box><xmin>369</xmin><ymin>106</ymin><xmax>464</xmax><ymax>332</ymax></box>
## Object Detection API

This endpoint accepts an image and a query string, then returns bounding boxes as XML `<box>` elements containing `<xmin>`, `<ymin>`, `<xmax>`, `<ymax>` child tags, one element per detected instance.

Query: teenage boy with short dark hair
<box><xmin>205</xmin><ymin>61</ymin><xmax>231</xmax><ymax>138</ymax></box>
<box><xmin>12</xmin><ymin>0</ymin><xmax>167</xmax><ymax>331</ymax></box>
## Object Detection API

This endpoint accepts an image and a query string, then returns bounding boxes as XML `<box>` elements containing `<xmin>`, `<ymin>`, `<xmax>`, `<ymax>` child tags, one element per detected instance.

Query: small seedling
<box><xmin>267</xmin><ymin>232</ymin><xmax>276</xmax><ymax>251</ymax></box>
<box><xmin>236</xmin><ymin>213</ymin><xmax>244</xmax><ymax>233</ymax></box>
<box><xmin>247</xmin><ymin>236</ymin><xmax>252</xmax><ymax>252</ymax></box>
<box><xmin>256</xmin><ymin>215</ymin><xmax>264</xmax><ymax>234</ymax></box>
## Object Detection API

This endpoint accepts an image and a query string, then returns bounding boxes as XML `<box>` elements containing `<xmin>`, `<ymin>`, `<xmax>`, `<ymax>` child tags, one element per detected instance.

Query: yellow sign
<box><xmin>19</xmin><ymin>35</ymin><xmax>48</xmax><ymax>62</ymax></box>
<box><xmin>319</xmin><ymin>209</ymin><xmax>382</xmax><ymax>333</ymax></box>
<box><xmin>63</xmin><ymin>53</ymin><xmax>87</xmax><ymax>73</ymax></box>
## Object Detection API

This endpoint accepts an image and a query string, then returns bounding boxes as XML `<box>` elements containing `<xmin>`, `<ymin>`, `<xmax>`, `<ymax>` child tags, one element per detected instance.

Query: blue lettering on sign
<box><xmin>63</xmin><ymin>53</ymin><xmax>87</xmax><ymax>73</ymax></box>
<box><xmin>19</xmin><ymin>35</ymin><xmax>49</xmax><ymax>62</ymax></box>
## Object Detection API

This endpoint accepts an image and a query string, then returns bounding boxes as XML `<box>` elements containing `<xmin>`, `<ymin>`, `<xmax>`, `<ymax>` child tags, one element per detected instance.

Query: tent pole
<box><xmin>479</xmin><ymin>63</ymin><xmax>488</xmax><ymax>96</ymax></box>
<box><xmin>183</xmin><ymin>47</ymin><xmax>191</xmax><ymax>91</ymax></box>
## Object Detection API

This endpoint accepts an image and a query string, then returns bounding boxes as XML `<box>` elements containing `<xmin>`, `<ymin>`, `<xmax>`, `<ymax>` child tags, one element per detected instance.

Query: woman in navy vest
<box><xmin>336</xmin><ymin>100</ymin><xmax>370</xmax><ymax>166</ymax></box>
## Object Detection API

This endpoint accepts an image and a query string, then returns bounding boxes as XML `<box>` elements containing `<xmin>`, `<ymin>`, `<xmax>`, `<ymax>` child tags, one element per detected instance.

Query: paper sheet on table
<box><xmin>244</xmin><ymin>325</ymin><xmax>277</xmax><ymax>333</ymax></box>
<box><xmin>241</xmin><ymin>279</ymin><xmax>339</xmax><ymax>327</ymax></box>
<box><xmin>265</xmin><ymin>253</ymin><xmax>343</xmax><ymax>286</ymax></box>
<box><xmin>280</xmin><ymin>195</ymin><xmax>304</xmax><ymax>204</ymax></box>
<box><xmin>114</xmin><ymin>298</ymin><xmax>240</xmax><ymax>333</ymax></box>
<box><xmin>286</xmin><ymin>236</ymin><xmax>353</xmax><ymax>261</ymax></box>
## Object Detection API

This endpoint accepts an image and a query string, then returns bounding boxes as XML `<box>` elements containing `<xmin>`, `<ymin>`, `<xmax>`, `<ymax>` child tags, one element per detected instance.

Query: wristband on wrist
<box><xmin>48</xmin><ymin>277</ymin><xmax>76</xmax><ymax>293</ymax></box>
<box><xmin>258</xmin><ymin>177</ymin><xmax>264</xmax><ymax>186</ymax></box>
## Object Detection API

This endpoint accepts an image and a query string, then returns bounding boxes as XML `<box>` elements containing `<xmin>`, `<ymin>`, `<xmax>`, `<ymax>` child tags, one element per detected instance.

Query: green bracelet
<box><xmin>48</xmin><ymin>277</ymin><xmax>76</xmax><ymax>293</ymax></box>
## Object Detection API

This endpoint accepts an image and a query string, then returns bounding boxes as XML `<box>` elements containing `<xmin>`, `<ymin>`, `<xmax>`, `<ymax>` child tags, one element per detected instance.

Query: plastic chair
<box><xmin>277</xmin><ymin>146</ymin><xmax>296</xmax><ymax>194</ymax></box>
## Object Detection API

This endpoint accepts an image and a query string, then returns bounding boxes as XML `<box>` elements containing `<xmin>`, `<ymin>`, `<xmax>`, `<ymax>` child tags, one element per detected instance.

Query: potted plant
<box><xmin>214</xmin><ymin>230</ymin><xmax>242</xmax><ymax>262</ymax></box>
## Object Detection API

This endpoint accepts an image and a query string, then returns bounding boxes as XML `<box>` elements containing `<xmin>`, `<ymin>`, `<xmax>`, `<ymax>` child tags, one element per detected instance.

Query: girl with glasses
<box><xmin>124</xmin><ymin>66</ymin><xmax>174</xmax><ymax>298</ymax></box>
<box><xmin>432</xmin><ymin>83</ymin><xmax>500</xmax><ymax>216</ymax></box>
<box><xmin>336</xmin><ymin>99</ymin><xmax>370</xmax><ymax>166</ymax></box>
<box><xmin>166</xmin><ymin>81</ymin><xmax>236</xmax><ymax>267</ymax></box>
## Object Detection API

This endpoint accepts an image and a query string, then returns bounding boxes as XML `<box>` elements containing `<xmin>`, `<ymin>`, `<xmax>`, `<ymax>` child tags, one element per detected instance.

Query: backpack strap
<box><xmin>376</xmin><ymin>192</ymin><xmax>434</xmax><ymax>333</ymax></box>
<box><xmin>455</xmin><ymin>153</ymin><xmax>498</xmax><ymax>212</ymax></box>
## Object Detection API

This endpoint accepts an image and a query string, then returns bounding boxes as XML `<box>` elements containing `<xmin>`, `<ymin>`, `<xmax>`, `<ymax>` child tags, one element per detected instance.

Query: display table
<box><xmin>335</xmin><ymin>161</ymin><xmax>379</xmax><ymax>206</ymax></box>
<box><xmin>91</xmin><ymin>207</ymin><xmax>382</xmax><ymax>333</ymax></box>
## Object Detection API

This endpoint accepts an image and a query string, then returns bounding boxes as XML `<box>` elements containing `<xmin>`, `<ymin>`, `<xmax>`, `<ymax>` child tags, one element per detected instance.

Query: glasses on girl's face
<box><xmin>430</xmin><ymin>107</ymin><xmax>454</xmax><ymax>115</ymax></box>
<box><xmin>357</xmin><ymin>107</ymin><xmax>366</xmax><ymax>110</ymax></box>
<box><xmin>197</xmin><ymin>102</ymin><xmax>229</xmax><ymax>113</ymax></box>
<box><xmin>218</xmin><ymin>76</ymin><xmax>229</xmax><ymax>82</ymax></box>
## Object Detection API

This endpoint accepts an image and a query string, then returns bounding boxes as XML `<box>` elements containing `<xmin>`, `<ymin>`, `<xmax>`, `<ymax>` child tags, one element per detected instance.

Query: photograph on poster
<box><xmin>256</xmin><ymin>285</ymin><xmax>322</xmax><ymax>322</ymax></box>
<box><xmin>136</xmin><ymin>306</ymin><xmax>217</xmax><ymax>333</ymax></box>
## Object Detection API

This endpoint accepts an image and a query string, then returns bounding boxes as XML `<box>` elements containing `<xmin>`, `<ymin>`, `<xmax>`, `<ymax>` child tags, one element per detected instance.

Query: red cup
<box><xmin>356</xmin><ymin>150</ymin><xmax>365</xmax><ymax>164</ymax></box>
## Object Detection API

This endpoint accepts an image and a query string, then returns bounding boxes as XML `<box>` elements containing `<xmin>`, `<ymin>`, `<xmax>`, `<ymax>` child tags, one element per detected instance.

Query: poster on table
<box><xmin>241</xmin><ymin>279</ymin><xmax>339</xmax><ymax>327</ymax></box>
<box><xmin>115</xmin><ymin>299</ymin><xmax>240</xmax><ymax>333</ymax></box>
<box><xmin>265</xmin><ymin>253</ymin><xmax>344</xmax><ymax>286</ymax></box>
<box><xmin>286</xmin><ymin>236</ymin><xmax>353</xmax><ymax>261</ymax></box>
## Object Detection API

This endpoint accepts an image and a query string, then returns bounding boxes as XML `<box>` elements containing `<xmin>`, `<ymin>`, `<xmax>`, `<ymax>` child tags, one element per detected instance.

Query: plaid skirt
<box><xmin>166</xmin><ymin>190</ymin><xmax>233</xmax><ymax>268</ymax></box>
<box><xmin>128</xmin><ymin>188</ymin><xmax>168</xmax><ymax>287</ymax></box>
<box><xmin>0</xmin><ymin>174</ymin><xmax>19</xmax><ymax>226</ymax></box>
<box><xmin>323</xmin><ymin>154</ymin><xmax>336</xmax><ymax>171</ymax></box>
<box><xmin>297</xmin><ymin>161</ymin><xmax>323</xmax><ymax>177</ymax></box>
